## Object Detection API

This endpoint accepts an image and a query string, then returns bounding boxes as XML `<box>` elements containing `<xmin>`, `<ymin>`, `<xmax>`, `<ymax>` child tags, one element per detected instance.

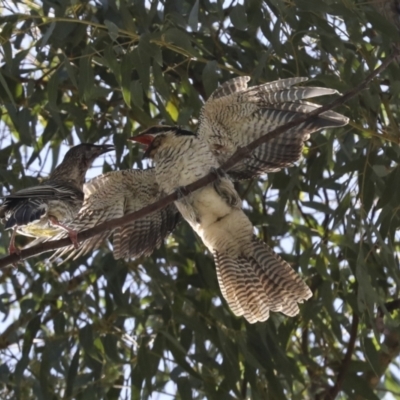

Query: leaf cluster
<box><xmin>0</xmin><ymin>0</ymin><xmax>400</xmax><ymax>399</ymax></box>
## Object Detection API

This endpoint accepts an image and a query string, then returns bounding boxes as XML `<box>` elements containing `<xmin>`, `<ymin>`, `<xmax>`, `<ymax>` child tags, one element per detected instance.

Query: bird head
<box><xmin>130</xmin><ymin>126</ymin><xmax>196</xmax><ymax>159</ymax></box>
<box><xmin>64</xmin><ymin>143</ymin><xmax>115</xmax><ymax>169</ymax></box>
<box><xmin>50</xmin><ymin>143</ymin><xmax>114</xmax><ymax>186</ymax></box>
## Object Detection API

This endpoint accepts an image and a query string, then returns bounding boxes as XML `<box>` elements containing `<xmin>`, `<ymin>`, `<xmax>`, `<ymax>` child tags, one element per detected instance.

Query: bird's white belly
<box><xmin>178</xmin><ymin>186</ymin><xmax>231</xmax><ymax>225</ymax></box>
<box><xmin>177</xmin><ymin>186</ymin><xmax>253</xmax><ymax>253</ymax></box>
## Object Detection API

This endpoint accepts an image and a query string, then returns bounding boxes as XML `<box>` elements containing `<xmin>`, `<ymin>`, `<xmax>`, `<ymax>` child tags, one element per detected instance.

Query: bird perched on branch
<box><xmin>0</xmin><ymin>143</ymin><xmax>114</xmax><ymax>254</ymax></box>
<box><xmin>131</xmin><ymin>126</ymin><xmax>314</xmax><ymax>323</ymax></box>
<box><xmin>126</xmin><ymin>77</ymin><xmax>348</xmax><ymax>322</ymax></box>
<box><xmin>49</xmin><ymin>77</ymin><xmax>348</xmax><ymax>319</ymax></box>
<box><xmin>49</xmin><ymin>169</ymin><xmax>180</xmax><ymax>263</ymax></box>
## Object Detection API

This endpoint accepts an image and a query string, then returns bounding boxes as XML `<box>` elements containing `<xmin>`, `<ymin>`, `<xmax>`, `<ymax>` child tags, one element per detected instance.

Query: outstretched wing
<box><xmin>199</xmin><ymin>76</ymin><xmax>349</xmax><ymax>180</ymax></box>
<box><xmin>0</xmin><ymin>182</ymin><xmax>83</xmax><ymax>229</ymax></box>
<box><xmin>50</xmin><ymin>169</ymin><xmax>180</xmax><ymax>262</ymax></box>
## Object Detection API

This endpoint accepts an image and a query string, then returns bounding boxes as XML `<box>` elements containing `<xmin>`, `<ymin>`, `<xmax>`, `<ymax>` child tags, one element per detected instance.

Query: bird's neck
<box><xmin>49</xmin><ymin>162</ymin><xmax>87</xmax><ymax>189</ymax></box>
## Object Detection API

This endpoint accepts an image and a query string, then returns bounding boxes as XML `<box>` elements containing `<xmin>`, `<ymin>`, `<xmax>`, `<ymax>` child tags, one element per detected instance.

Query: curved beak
<box><xmin>129</xmin><ymin>134</ymin><xmax>154</xmax><ymax>146</ymax></box>
<box><xmin>129</xmin><ymin>134</ymin><xmax>155</xmax><ymax>159</ymax></box>
<box><xmin>98</xmin><ymin>144</ymin><xmax>115</xmax><ymax>155</ymax></box>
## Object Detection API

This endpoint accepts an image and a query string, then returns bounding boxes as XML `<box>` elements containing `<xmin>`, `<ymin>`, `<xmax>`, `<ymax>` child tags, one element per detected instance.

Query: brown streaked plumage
<box><xmin>0</xmin><ymin>143</ymin><xmax>114</xmax><ymax>253</ymax></box>
<box><xmin>200</xmin><ymin>76</ymin><xmax>349</xmax><ymax>180</ymax></box>
<box><xmin>131</xmin><ymin>127</ymin><xmax>313</xmax><ymax>323</ymax></box>
<box><xmin>49</xmin><ymin>169</ymin><xmax>180</xmax><ymax>263</ymax></box>
<box><xmin>47</xmin><ymin>77</ymin><xmax>348</xmax><ymax>323</ymax></box>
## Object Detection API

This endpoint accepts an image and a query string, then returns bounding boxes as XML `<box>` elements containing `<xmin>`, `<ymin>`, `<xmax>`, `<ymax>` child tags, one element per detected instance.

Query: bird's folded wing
<box><xmin>50</xmin><ymin>169</ymin><xmax>180</xmax><ymax>263</ymax></box>
<box><xmin>2</xmin><ymin>185</ymin><xmax>57</xmax><ymax>199</ymax></box>
<box><xmin>2</xmin><ymin>182</ymin><xmax>82</xmax><ymax>200</ymax></box>
<box><xmin>199</xmin><ymin>76</ymin><xmax>349</xmax><ymax>180</ymax></box>
<box><xmin>1</xmin><ymin>182</ymin><xmax>83</xmax><ymax>228</ymax></box>
<box><xmin>2</xmin><ymin>197</ymin><xmax>47</xmax><ymax>228</ymax></box>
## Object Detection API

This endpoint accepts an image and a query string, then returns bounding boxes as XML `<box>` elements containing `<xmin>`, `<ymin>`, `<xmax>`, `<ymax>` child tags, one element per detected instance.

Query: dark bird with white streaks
<box><xmin>0</xmin><ymin>143</ymin><xmax>114</xmax><ymax>254</ymax></box>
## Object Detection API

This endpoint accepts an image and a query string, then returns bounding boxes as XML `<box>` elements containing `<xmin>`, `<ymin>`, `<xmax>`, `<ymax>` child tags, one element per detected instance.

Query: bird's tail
<box><xmin>213</xmin><ymin>236</ymin><xmax>312</xmax><ymax>323</ymax></box>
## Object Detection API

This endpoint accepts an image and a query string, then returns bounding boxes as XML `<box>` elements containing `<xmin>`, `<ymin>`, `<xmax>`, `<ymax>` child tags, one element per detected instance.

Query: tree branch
<box><xmin>0</xmin><ymin>48</ymin><xmax>399</xmax><ymax>269</ymax></box>
<box><xmin>355</xmin><ymin>298</ymin><xmax>400</xmax><ymax>398</ymax></box>
<box><xmin>324</xmin><ymin>313</ymin><xmax>359</xmax><ymax>400</ymax></box>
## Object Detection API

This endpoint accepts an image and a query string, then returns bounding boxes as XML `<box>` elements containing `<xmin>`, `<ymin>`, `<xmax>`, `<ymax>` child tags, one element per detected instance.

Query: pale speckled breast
<box><xmin>155</xmin><ymin>136</ymin><xmax>219</xmax><ymax>194</ymax></box>
<box><xmin>154</xmin><ymin>135</ymin><xmax>240</xmax><ymax>230</ymax></box>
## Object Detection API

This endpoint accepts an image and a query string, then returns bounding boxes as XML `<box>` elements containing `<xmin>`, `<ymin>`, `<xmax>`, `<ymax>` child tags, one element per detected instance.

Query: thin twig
<box><xmin>0</xmin><ymin>48</ymin><xmax>398</xmax><ymax>269</ymax></box>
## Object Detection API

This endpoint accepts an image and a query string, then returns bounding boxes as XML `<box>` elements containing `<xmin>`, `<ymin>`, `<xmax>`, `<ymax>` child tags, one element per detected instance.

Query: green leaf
<box><xmin>16</xmin><ymin>108</ymin><xmax>32</xmax><ymax>145</ymax></box>
<box><xmin>188</xmin><ymin>0</ymin><xmax>199</xmax><ymax>32</ymax></box>
<box><xmin>47</xmin><ymin>71</ymin><xmax>59</xmax><ymax>111</ymax></box>
<box><xmin>0</xmin><ymin>70</ymin><xmax>16</xmax><ymax>108</ymax></box>
<box><xmin>79</xmin><ymin>49</ymin><xmax>94</xmax><ymax>101</ymax></box>
<box><xmin>202</xmin><ymin>60</ymin><xmax>219</xmax><ymax>98</ymax></box>
<box><xmin>79</xmin><ymin>324</ymin><xmax>99</xmax><ymax>361</ymax></box>
<box><xmin>121</xmin><ymin>54</ymin><xmax>132</xmax><ymax>107</ymax></box>
<box><xmin>104</xmin><ymin>20</ymin><xmax>120</xmax><ymax>42</ymax></box>
<box><xmin>362</xmin><ymin>337</ymin><xmax>381</xmax><ymax>375</ymax></box>
<box><xmin>14</xmin><ymin>315</ymin><xmax>41</xmax><ymax>397</ymax></box>
<box><xmin>230</xmin><ymin>4</ymin><xmax>248</xmax><ymax>31</ymax></box>
<box><xmin>65</xmin><ymin>347</ymin><xmax>80</xmax><ymax>399</ymax></box>
<box><xmin>164</xmin><ymin>28</ymin><xmax>197</xmax><ymax>56</ymax></box>
<box><xmin>132</xmin><ymin>47</ymin><xmax>150</xmax><ymax>93</ymax></box>
<box><xmin>152</xmin><ymin>62</ymin><xmax>170</xmax><ymax>100</ymax></box>
<box><xmin>63</xmin><ymin>55</ymin><xmax>78</xmax><ymax>88</ymax></box>
<box><xmin>130</xmin><ymin>80</ymin><xmax>144</xmax><ymax>108</ymax></box>
<box><xmin>177</xmin><ymin>377</ymin><xmax>193</xmax><ymax>399</ymax></box>
<box><xmin>39</xmin><ymin>21</ymin><xmax>56</xmax><ymax>48</ymax></box>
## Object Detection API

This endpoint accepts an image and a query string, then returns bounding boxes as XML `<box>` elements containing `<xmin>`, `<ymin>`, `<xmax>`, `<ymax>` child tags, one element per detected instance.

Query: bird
<box><xmin>177</xmin><ymin>76</ymin><xmax>347</xmax><ymax>321</ymax></box>
<box><xmin>46</xmin><ymin>77</ymin><xmax>348</xmax><ymax>323</ymax></box>
<box><xmin>130</xmin><ymin>126</ymin><xmax>313</xmax><ymax>323</ymax></box>
<box><xmin>0</xmin><ymin>143</ymin><xmax>114</xmax><ymax>254</ymax></box>
<box><xmin>48</xmin><ymin>169</ymin><xmax>180</xmax><ymax>263</ymax></box>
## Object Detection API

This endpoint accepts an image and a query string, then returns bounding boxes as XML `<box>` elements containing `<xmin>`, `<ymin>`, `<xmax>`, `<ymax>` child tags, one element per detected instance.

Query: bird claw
<box><xmin>49</xmin><ymin>216</ymin><xmax>80</xmax><ymax>249</ymax></box>
<box><xmin>69</xmin><ymin>231</ymin><xmax>80</xmax><ymax>250</ymax></box>
<box><xmin>8</xmin><ymin>243</ymin><xmax>21</xmax><ymax>268</ymax></box>
<box><xmin>8</xmin><ymin>242</ymin><xmax>21</xmax><ymax>256</ymax></box>
<box><xmin>210</xmin><ymin>167</ymin><xmax>228</xmax><ymax>180</ymax></box>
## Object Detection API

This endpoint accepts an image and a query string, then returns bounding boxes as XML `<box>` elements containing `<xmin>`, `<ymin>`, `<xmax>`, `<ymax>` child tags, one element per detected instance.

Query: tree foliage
<box><xmin>0</xmin><ymin>0</ymin><xmax>400</xmax><ymax>399</ymax></box>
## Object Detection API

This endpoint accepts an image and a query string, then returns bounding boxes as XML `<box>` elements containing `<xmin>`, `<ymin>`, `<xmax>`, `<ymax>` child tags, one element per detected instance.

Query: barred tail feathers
<box><xmin>214</xmin><ymin>237</ymin><xmax>312</xmax><ymax>323</ymax></box>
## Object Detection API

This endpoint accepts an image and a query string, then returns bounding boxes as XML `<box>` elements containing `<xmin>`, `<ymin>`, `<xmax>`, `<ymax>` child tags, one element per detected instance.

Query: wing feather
<box><xmin>50</xmin><ymin>169</ymin><xmax>180</xmax><ymax>263</ymax></box>
<box><xmin>1</xmin><ymin>181</ymin><xmax>83</xmax><ymax>229</ymax></box>
<box><xmin>200</xmin><ymin>76</ymin><xmax>349</xmax><ymax>180</ymax></box>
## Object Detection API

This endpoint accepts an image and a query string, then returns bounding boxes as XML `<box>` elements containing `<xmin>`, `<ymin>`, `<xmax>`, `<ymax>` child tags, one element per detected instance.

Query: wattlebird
<box><xmin>49</xmin><ymin>169</ymin><xmax>180</xmax><ymax>263</ymax></box>
<box><xmin>48</xmin><ymin>77</ymin><xmax>348</xmax><ymax>320</ymax></box>
<box><xmin>0</xmin><ymin>143</ymin><xmax>114</xmax><ymax>254</ymax></box>
<box><xmin>130</xmin><ymin>126</ymin><xmax>316</xmax><ymax>323</ymax></box>
<box><xmin>124</xmin><ymin>75</ymin><xmax>347</xmax><ymax>323</ymax></box>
